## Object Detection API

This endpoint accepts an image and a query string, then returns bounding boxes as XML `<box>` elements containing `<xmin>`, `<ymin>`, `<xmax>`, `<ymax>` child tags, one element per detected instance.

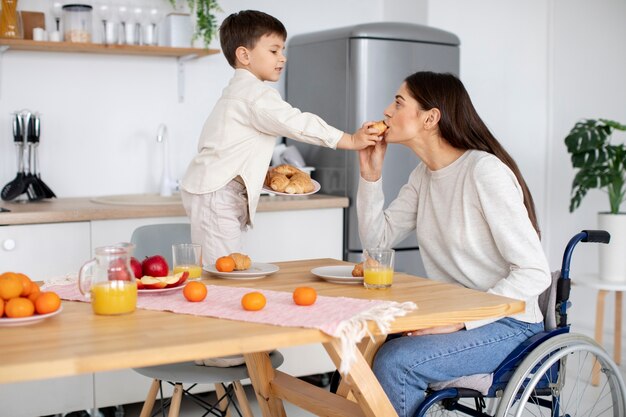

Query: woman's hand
<box><xmin>359</xmin><ymin>130</ymin><xmax>387</xmax><ymax>182</ymax></box>
<box><xmin>403</xmin><ymin>323</ymin><xmax>465</xmax><ymax>337</ymax></box>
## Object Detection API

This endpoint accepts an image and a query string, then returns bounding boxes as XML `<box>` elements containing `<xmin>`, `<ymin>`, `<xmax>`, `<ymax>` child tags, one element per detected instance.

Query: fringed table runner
<box><xmin>44</xmin><ymin>282</ymin><xmax>417</xmax><ymax>373</ymax></box>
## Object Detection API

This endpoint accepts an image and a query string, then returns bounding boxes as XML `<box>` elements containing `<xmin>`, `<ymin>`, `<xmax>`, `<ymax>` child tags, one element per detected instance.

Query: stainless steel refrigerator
<box><xmin>285</xmin><ymin>22</ymin><xmax>460</xmax><ymax>276</ymax></box>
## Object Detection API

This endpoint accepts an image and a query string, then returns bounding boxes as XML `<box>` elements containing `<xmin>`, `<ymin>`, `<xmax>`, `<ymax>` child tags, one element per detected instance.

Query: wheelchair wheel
<box><xmin>496</xmin><ymin>333</ymin><xmax>626</xmax><ymax>417</ymax></box>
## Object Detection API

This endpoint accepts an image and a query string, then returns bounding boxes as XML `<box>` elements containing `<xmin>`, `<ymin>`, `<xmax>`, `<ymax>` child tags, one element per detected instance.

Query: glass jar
<box><xmin>0</xmin><ymin>0</ymin><xmax>23</xmax><ymax>39</ymax></box>
<box><xmin>62</xmin><ymin>3</ymin><xmax>92</xmax><ymax>43</ymax></box>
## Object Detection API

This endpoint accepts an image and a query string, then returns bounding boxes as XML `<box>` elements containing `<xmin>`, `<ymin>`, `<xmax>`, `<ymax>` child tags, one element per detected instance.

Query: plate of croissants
<box><xmin>204</xmin><ymin>253</ymin><xmax>279</xmax><ymax>280</ymax></box>
<box><xmin>311</xmin><ymin>265</ymin><xmax>364</xmax><ymax>285</ymax></box>
<box><xmin>263</xmin><ymin>164</ymin><xmax>321</xmax><ymax>196</ymax></box>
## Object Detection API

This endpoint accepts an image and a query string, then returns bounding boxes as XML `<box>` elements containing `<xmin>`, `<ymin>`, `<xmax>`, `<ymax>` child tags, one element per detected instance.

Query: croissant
<box><xmin>352</xmin><ymin>262</ymin><xmax>364</xmax><ymax>277</ymax></box>
<box><xmin>372</xmin><ymin>120</ymin><xmax>388</xmax><ymax>135</ymax></box>
<box><xmin>270</xmin><ymin>173</ymin><xmax>290</xmax><ymax>192</ymax></box>
<box><xmin>284</xmin><ymin>172</ymin><xmax>315</xmax><ymax>194</ymax></box>
<box><xmin>265</xmin><ymin>164</ymin><xmax>315</xmax><ymax>194</ymax></box>
<box><xmin>273</xmin><ymin>164</ymin><xmax>301</xmax><ymax>176</ymax></box>
<box><xmin>229</xmin><ymin>252</ymin><xmax>251</xmax><ymax>271</ymax></box>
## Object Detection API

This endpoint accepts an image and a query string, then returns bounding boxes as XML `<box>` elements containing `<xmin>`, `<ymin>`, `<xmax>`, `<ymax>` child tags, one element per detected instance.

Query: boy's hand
<box><xmin>336</xmin><ymin>121</ymin><xmax>382</xmax><ymax>150</ymax></box>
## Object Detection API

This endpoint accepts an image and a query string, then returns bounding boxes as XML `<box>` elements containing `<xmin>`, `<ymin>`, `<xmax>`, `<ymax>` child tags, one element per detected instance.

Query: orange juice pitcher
<box><xmin>78</xmin><ymin>244</ymin><xmax>137</xmax><ymax>315</ymax></box>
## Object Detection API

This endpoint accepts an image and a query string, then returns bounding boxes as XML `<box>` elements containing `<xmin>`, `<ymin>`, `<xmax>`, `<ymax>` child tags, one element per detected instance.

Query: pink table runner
<box><xmin>44</xmin><ymin>282</ymin><xmax>417</xmax><ymax>373</ymax></box>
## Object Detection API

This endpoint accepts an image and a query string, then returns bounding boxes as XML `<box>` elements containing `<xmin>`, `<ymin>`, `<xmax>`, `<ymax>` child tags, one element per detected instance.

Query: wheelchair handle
<box><xmin>561</xmin><ymin>230</ymin><xmax>610</xmax><ymax>280</ymax></box>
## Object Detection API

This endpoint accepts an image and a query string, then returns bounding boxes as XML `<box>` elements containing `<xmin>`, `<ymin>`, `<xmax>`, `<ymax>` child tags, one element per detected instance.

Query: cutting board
<box><xmin>21</xmin><ymin>11</ymin><xmax>45</xmax><ymax>40</ymax></box>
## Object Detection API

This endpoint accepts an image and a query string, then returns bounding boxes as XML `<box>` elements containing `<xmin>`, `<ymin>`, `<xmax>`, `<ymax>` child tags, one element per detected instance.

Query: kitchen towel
<box><xmin>44</xmin><ymin>282</ymin><xmax>417</xmax><ymax>374</ymax></box>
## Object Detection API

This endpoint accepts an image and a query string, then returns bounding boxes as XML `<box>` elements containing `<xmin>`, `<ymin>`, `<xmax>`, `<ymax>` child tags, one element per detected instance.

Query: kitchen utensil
<box><xmin>30</xmin><ymin>114</ymin><xmax>56</xmax><ymax>199</ymax></box>
<box><xmin>78</xmin><ymin>245</ymin><xmax>137</xmax><ymax>315</ymax></box>
<box><xmin>1</xmin><ymin>113</ymin><xmax>27</xmax><ymax>201</ymax></box>
<box><xmin>23</xmin><ymin>113</ymin><xmax>45</xmax><ymax>201</ymax></box>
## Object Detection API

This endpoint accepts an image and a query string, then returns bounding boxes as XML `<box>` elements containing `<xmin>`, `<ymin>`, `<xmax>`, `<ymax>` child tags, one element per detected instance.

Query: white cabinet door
<box><xmin>244</xmin><ymin>208</ymin><xmax>343</xmax><ymax>262</ymax></box>
<box><xmin>0</xmin><ymin>222</ymin><xmax>91</xmax><ymax>281</ymax></box>
<box><xmin>0</xmin><ymin>375</ymin><xmax>94</xmax><ymax>417</ymax></box>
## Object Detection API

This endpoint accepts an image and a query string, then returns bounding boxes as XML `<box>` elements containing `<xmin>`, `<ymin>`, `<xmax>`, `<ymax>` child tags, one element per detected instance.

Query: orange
<box><xmin>27</xmin><ymin>282</ymin><xmax>41</xmax><ymax>303</ymax></box>
<box><xmin>5</xmin><ymin>297</ymin><xmax>35</xmax><ymax>318</ymax></box>
<box><xmin>215</xmin><ymin>256</ymin><xmax>236</xmax><ymax>272</ymax></box>
<box><xmin>241</xmin><ymin>292</ymin><xmax>266</xmax><ymax>311</ymax></box>
<box><xmin>183</xmin><ymin>281</ymin><xmax>207</xmax><ymax>302</ymax></box>
<box><xmin>15</xmin><ymin>273</ymin><xmax>32</xmax><ymax>297</ymax></box>
<box><xmin>0</xmin><ymin>273</ymin><xmax>23</xmax><ymax>300</ymax></box>
<box><xmin>35</xmin><ymin>292</ymin><xmax>62</xmax><ymax>315</ymax></box>
<box><xmin>0</xmin><ymin>298</ymin><xmax>4</xmax><ymax>318</ymax></box>
<box><xmin>293</xmin><ymin>287</ymin><xmax>317</xmax><ymax>306</ymax></box>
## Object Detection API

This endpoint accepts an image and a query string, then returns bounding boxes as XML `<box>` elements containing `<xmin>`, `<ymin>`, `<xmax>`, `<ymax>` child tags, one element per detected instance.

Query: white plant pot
<box><xmin>598</xmin><ymin>212</ymin><xmax>626</xmax><ymax>283</ymax></box>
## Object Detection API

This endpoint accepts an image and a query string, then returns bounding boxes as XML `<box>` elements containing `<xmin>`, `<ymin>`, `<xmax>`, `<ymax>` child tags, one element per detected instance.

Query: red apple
<box><xmin>142</xmin><ymin>255</ymin><xmax>169</xmax><ymax>278</ymax></box>
<box><xmin>108</xmin><ymin>258</ymin><xmax>132</xmax><ymax>281</ymax></box>
<box><xmin>130</xmin><ymin>257</ymin><xmax>143</xmax><ymax>279</ymax></box>
<box><xmin>136</xmin><ymin>279</ymin><xmax>145</xmax><ymax>290</ymax></box>
<box><xmin>166</xmin><ymin>271</ymin><xmax>189</xmax><ymax>288</ymax></box>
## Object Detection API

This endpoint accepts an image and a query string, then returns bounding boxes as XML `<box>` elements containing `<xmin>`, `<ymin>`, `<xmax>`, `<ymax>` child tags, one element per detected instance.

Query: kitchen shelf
<box><xmin>0</xmin><ymin>38</ymin><xmax>219</xmax><ymax>57</ymax></box>
<box><xmin>0</xmin><ymin>39</ymin><xmax>220</xmax><ymax>101</ymax></box>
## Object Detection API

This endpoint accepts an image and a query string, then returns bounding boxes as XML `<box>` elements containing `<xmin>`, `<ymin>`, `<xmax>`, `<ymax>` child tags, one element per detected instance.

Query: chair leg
<box><xmin>139</xmin><ymin>379</ymin><xmax>161</xmax><ymax>417</ymax></box>
<box><xmin>233</xmin><ymin>380</ymin><xmax>255</xmax><ymax>417</ymax></box>
<box><xmin>167</xmin><ymin>383</ymin><xmax>184</xmax><ymax>417</ymax></box>
<box><xmin>214</xmin><ymin>383</ymin><xmax>232</xmax><ymax>417</ymax></box>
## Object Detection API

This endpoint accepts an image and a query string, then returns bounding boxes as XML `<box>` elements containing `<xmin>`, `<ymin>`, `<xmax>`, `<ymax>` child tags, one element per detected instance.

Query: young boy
<box><xmin>181</xmin><ymin>10</ymin><xmax>380</xmax><ymax>266</ymax></box>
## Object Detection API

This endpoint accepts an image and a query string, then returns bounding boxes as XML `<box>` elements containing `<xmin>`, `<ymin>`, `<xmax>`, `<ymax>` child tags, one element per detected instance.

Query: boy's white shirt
<box><xmin>181</xmin><ymin>68</ymin><xmax>343</xmax><ymax>225</ymax></box>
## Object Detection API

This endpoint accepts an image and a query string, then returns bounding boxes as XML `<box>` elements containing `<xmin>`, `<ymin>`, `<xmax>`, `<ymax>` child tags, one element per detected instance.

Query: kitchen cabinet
<box><xmin>0</xmin><ymin>222</ymin><xmax>90</xmax><ymax>280</ymax></box>
<box><xmin>1</xmin><ymin>207</ymin><xmax>342</xmax><ymax>415</ymax></box>
<box><xmin>0</xmin><ymin>38</ymin><xmax>219</xmax><ymax>101</ymax></box>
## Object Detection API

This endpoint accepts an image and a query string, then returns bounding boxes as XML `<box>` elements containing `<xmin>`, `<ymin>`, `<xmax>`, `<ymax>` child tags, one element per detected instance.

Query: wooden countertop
<box><xmin>0</xmin><ymin>194</ymin><xmax>349</xmax><ymax>226</ymax></box>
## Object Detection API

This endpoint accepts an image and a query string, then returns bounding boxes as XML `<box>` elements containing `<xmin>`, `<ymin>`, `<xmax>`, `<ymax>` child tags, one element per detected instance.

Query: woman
<box><xmin>358</xmin><ymin>71</ymin><xmax>551</xmax><ymax>417</ymax></box>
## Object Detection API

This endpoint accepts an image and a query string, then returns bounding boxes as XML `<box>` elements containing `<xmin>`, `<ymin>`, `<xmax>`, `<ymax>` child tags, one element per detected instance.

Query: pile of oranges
<box><xmin>0</xmin><ymin>272</ymin><xmax>61</xmax><ymax>319</ymax></box>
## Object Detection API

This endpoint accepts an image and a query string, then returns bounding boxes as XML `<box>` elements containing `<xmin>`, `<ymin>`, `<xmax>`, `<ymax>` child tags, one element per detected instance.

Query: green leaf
<box><xmin>565</xmin><ymin>118</ymin><xmax>626</xmax><ymax>212</ymax></box>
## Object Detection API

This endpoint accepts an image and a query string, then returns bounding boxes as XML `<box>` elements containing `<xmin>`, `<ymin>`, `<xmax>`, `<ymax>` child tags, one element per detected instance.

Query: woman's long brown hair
<box><xmin>405</xmin><ymin>71</ymin><xmax>540</xmax><ymax>238</ymax></box>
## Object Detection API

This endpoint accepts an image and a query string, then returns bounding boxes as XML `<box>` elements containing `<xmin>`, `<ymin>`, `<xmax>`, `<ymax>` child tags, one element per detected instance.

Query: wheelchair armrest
<box><xmin>491</xmin><ymin>327</ymin><xmax>569</xmax><ymax>386</ymax></box>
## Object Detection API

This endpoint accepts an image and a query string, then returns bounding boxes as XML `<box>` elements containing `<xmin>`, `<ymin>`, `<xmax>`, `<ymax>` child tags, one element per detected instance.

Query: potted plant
<box><xmin>565</xmin><ymin>118</ymin><xmax>626</xmax><ymax>282</ymax></box>
<box><xmin>169</xmin><ymin>0</ymin><xmax>221</xmax><ymax>47</ymax></box>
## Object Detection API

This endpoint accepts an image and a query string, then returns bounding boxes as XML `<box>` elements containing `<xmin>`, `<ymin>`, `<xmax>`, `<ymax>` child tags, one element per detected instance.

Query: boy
<box><xmin>181</xmin><ymin>10</ymin><xmax>380</xmax><ymax>266</ymax></box>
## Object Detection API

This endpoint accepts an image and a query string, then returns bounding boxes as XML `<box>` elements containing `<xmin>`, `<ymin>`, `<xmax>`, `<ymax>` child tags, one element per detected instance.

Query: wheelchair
<box><xmin>414</xmin><ymin>230</ymin><xmax>626</xmax><ymax>417</ymax></box>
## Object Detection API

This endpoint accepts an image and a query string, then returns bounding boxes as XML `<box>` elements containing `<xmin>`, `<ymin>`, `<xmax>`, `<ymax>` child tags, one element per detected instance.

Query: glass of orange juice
<box><xmin>172</xmin><ymin>243</ymin><xmax>203</xmax><ymax>279</ymax></box>
<box><xmin>363</xmin><ymin>248</ymin><xmax>395</xmax><ymax>289</ymax></box>
<box><xmin>78</xmin><ymin>245</ymin><xmax>137</xmax><ymax>315</ymax></box>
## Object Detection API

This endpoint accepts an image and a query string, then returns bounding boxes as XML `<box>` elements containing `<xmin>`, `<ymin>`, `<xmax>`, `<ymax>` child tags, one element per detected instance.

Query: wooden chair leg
<box><xmin>614</xmin><ymin>291</ymin><xmax>623</xmax><ymax>365</ymax></box>
<box><xmin>233</xmin><ymin>380</ymin><xmax>255</xmax><ymax>417</ymax></box>
<box><xmin>139</xmin><ymin>379</ymin><xmax>161</xmax><ymax>417</ymax></box>
<box><xmin>214</xmin><ymin>383</ymin><xmax>232</xmax><ymax>417</ymax></box>
<box><xmin>167</xmin><ymin>383</ymin><xmax>183</xmax><ymax>417</ymax></box>
<box><xmin>593</xmin><ymin>290</ymin><xmax>608</xmax><ymax>386</ymax></box>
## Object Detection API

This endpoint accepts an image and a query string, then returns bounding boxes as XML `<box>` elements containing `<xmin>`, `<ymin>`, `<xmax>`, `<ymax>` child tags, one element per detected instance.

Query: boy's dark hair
<box><xmin>220</xmin><ymin>10</ymin><xmax>287</xmax><ymax>68</ymax></box>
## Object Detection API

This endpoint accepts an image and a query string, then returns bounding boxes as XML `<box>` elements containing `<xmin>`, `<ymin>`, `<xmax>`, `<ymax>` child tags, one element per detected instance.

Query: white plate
<box><xmin>204</xmin><ymin>263</ymin><xmax>279</xmax><ymax>280</ymax></box>
<box><xmin>0</xmin><ymin>306</ymin><xmax>63</xmax><ymax>327</ymax></box>
<box><xmin>262</xmin><ymin>179</ymin><xmax>321</xmax><ymax>196</ymax></box>
<box><xmin>138</xmin><ymin>285</ymin><xmax>184</xmax><ymax>294</ymax></box>
<box><xmin>311</xmin><ymin>266</ymin><xmax>364</xmax><ymax>285</ymax></box>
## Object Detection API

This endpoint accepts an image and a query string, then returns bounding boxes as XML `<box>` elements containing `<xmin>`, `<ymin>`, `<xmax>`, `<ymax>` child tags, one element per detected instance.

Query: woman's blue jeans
<box><xmin>372</xmin><ymin>317</ymin><xmax>544</xmax><ymax>417</ymax></box>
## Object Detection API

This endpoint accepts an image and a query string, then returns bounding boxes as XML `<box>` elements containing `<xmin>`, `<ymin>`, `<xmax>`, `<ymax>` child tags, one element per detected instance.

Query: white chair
<box><xmin>130</xmin><ymin>223</ymin><xmax>284</xmax><ymax>417</ymax></box>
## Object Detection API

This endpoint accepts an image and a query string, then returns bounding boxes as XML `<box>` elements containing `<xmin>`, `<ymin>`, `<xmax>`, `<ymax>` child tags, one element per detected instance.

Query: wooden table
<box><xmin>0</xmin><ymin>258</ymin><xmax>524</xmax><ymax>417</ymax></box>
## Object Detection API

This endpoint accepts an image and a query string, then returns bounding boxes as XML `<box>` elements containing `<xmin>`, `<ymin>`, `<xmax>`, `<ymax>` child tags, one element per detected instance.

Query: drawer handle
<box><xmin>3</xmin><ymin>239</ymin><xmax>16</xmax><ymax>251</ymax></box>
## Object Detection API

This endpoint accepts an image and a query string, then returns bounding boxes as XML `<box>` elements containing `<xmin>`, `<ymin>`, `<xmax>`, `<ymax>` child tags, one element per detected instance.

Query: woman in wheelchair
<box><xmin>356</xmin><ymin>71</ymin><xmax>552</xmax><ymax>417</ymax></box>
